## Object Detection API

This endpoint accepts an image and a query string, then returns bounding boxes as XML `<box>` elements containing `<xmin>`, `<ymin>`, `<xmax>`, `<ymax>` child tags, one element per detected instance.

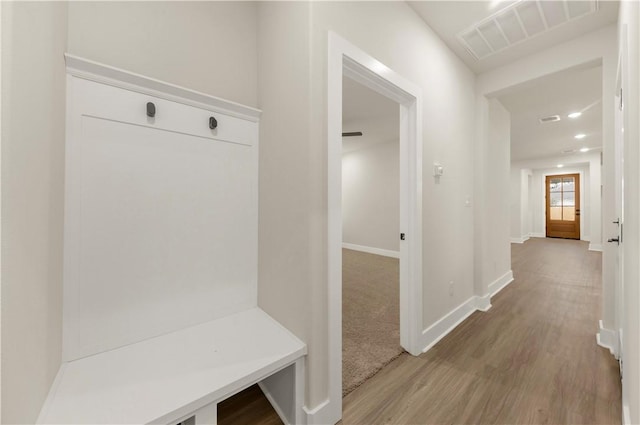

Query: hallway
<box><xmin>340</xmin><ymin>238</ymin><xmax>621</xmax><ymax>424</ymax></box>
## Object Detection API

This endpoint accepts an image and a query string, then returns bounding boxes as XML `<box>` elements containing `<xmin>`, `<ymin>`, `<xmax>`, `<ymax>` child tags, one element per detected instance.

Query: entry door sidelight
<box><xmin>545</xmin><ymin>174</ymin><xmax>580</xmax><ymax>239</ymax></box>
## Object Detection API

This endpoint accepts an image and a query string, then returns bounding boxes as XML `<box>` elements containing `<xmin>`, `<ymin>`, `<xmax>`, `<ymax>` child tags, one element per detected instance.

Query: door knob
<box><xmin>608</xmin><ymin>237</ymin><xmax>620</xmax><ymax>245</ymax></box>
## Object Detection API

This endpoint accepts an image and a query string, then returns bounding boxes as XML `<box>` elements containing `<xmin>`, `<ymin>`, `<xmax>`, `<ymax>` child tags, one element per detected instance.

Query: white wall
<box><xmin>342</xmin><ymin>140</ymin><xmax>399</xmax><ymax>253</ymax></box>
<box><xmin>510</xmin><ymin>168</ymin><xmax>532</xmax><ymax>242</ymax></box>
<box><xmin>67</xmin><ymin>1</ymin><xmax>258</xmax><ymax>107</ymax></box>
<box><xmin>618</xmin><ymin>2</ymin><xmax>640</xmax><ymax>423</ymax></box>
<box><xmin>258</xmin><ymin>1</ymin><xmax>476</xmax><ymax>417</ymax></box>
<box><xmin>1</xmin><ymin>2</ymin><xmax>68</xmax><ymax>423</ymax></box>
<box><xmin>476</xmin><ymin>98</ymin><xmax>512</xmax><ymax>295</ymax></box>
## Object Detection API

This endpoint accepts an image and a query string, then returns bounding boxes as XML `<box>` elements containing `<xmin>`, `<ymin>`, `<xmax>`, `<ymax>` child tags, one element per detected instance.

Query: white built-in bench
<box><xmin>42</xmin><ymin>58</ymin><xmax>306</xmax><ymax>425</ymax></box>
<box><xmin>38</xmin><ymin>308</ymin><xmax>306</xmax><ymax>424</ymax></box>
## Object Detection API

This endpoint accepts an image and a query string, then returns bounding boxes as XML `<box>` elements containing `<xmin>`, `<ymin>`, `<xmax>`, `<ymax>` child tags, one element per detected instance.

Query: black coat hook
<box><xmin>146</xmin><ymin>102</ymin><xmax>156</xmax><ymax>118</ymax></box>
<box><xmin>209</xmin><ymin>116</ymin><xmax>218</xmax><ymax>130</ymax></box>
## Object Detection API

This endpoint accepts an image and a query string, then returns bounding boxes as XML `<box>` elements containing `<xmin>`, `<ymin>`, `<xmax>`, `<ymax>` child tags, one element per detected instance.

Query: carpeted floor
<box><xmin>342</xmin><ymin>248</ymin><xmax>403</xmax><ymax>396</ymax></box>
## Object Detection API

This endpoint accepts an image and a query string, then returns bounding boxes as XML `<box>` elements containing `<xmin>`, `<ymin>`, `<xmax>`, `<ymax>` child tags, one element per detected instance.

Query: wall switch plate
<box><xmin>434</xmin><ymin>163</ymin><xmax>444</xmax><ymax>177</ymax></box>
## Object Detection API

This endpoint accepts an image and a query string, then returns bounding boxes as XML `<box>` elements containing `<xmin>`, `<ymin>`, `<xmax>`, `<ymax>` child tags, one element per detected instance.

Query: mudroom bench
<box><xmin>37</xmin><ymin>308</ymin><xmax>306</xmax><ymax>425</ymax></box>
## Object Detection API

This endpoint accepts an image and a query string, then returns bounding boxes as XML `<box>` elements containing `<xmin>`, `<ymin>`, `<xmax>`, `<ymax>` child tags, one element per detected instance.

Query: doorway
<box><xmin>327</xmin><ymin>31</ymin><xmax>423</xmax><ymax>423</ymax></box>
<box><xmin>341</xmin><ymin>76</ymin><xmax>401</xmax><ymax>396</ymax></box>
<box><xmin>545</xmin><ymin>173</ymin><xmax>580</xmax><ymax>239</ymax></box>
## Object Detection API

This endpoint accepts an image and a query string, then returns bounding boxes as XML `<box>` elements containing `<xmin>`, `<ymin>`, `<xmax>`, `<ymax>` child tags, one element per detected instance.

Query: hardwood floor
<box><xmin>218</xmin><ymin>237</ymin><xmax>621</xmax><ymax>425</ymax></box>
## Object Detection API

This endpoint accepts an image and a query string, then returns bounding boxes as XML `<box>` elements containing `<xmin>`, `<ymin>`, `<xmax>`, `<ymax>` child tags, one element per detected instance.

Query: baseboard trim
<box><xmin>589</xmin><ymin>243</ymin><xmax>603</xmax><ymax>252</ymax></box>
<box><xmin>623</xmin><ymin>402</ymin><xmax>631</xmax><ymax>425</ymax></box>
<box><xmin>342</xmin><ymin>243</ymin><xmax>400</xmax><ymax>259</ymax></box>
<box><xmin>304</xmin><ymin>398</ymin><xmax>333</xmax><ymax>425</ymax></box>
<box><xmin>510</xmin><ymin>236</ymin><xmax>530</xmax><ymax>244</ymax></box>
<box><xmin>421</xmin><ymin>295</ymin><xmax>490</xmax><ymax>353</ymax></box>
<box><xmin>596</xmin><ymin>320</ymin><xmax>617</xmax><ymax>357</ymax></box>
<box><xmin>489</xmin><ymin>270</ymin><xmax>514</xmax><ymax>297</ymax></box>
<box><xmin>530</xmin><ymin>232</ymin><xmax>545</xmax><ymax>238</ymax></box>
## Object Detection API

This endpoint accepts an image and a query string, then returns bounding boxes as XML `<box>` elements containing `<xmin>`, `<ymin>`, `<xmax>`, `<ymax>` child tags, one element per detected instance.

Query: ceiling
<box><xmin>408</xmin><ymin>1</ymin><xmax>619</xmax><ymax>74</ymax></box>
<box><xmin>497</xmin><ymin>63</ymin><xmax>602</xmax><ymax>162</ymax></box>
<box><xmin>342</xmin><ymin>76</ymin><xmax>399</xmax><ymax>154</ymax></box>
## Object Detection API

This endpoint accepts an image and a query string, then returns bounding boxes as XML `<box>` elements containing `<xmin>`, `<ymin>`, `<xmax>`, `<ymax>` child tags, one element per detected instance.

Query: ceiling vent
<box><xmin>539</xmin><ymin>115</ymin><xmax>561</xmax><ymax>124</ymax></box>
<box><xmin>458</xmin><ymin>0</ymin><xmax>598</xmax><ymax>61</ymax></box>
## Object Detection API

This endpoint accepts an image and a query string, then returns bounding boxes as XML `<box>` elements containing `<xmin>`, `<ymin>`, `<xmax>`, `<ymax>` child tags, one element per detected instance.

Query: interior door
<box><xmin>545</xmin><ymin>174</ymin><xmax>580</xmax><ymax>239</ymax></box>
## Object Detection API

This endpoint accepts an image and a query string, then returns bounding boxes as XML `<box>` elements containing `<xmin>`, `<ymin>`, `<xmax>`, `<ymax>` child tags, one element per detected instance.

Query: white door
<box><xmin>612</xmin><ymin>30</ymin><xmax>628</xmax><ymax>374</ymax></box>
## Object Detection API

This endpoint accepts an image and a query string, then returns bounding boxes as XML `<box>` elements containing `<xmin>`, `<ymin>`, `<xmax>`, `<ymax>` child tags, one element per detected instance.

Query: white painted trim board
<box><xmin>421</xmin><ymin>295</ymin><xmax>491</xmax><ymax>353</ymax></box>
<box><xmin>64</xmin><ymin>54</ymin><xmax>261</xmax><ymax>122</ymax></box>
<box><xmin>596</xmin><ymin>319</ymin><xmax>618</xmax><ymax>357</ymax></box>
<box><xmin>489</xmin><ymin>270</ymin><xmax>514</xmax><ymax>297</ymax></box>
<box><xmin>342</xmin><ymin>243</ymin><xmax>400</xmax><ymax>259</ymax></box>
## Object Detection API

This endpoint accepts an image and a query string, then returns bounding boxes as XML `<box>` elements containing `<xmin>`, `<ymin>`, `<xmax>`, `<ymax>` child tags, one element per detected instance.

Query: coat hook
<box><xmin>209</xmin><ymin>116</ymin><xmax>218</xmax><ymax>130</ymax></box>
<box><xmin>146</xmin><ymin>102</ymin><xmax>156</xmax><ymax>118</ymax></box>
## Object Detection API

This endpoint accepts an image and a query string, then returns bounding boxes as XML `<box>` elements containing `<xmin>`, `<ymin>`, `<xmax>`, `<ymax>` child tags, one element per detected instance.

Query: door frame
<box><xmin>326</xmin><ymin>31</ymin><xmax>423</xmax><ymax>424</ymax></box>
<box><xmin>545</xmin><ymin>173</ymin><xmax>582</xmax><ymax>239</ymax></box>
<box><xmin>540</xmin><ymin>169</ymin><xmax>585</xmax><ymax>241</ymax></box>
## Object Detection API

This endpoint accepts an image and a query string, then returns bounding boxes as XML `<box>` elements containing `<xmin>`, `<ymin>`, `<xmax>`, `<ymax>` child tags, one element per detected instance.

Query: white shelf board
<box><xmin>38</xmin><ymin>308</ymin><xmax>306</xmax><ymax>424</ymax></box>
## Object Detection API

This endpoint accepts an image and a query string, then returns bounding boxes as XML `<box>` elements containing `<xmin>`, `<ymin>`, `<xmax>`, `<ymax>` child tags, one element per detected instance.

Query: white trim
<box><xmin>303</xmin><ymin>399</ymin><xmax>331</xmax><ymax>425</ymax></box>
<box><xmin>475</xmin><ymin>293</ymin><xmax>492</xmax><ymax>312</ymax></box>
<box><xmin>510</xmin><ymin>236</ymin><xmax>529</xmax><ymax>244</ymax></box>
<box><xmin>328</xmin><ymin>31</ymin><xmax>423</xmax><ymax>425</ymax></box>
<box><xmin>529</xmin><ymin>232</ymin><xmax>545</xmax><ymax>238</ymax></box>
<box><xmin>342</xmin><ymin>243</ymin><xmax>400</xmax><ymax>259</ymax></box>
<box><xmin>0</xmin><ymin>4</ymin><xmax>4</xmax><ymax>421</ymax></box>
<box><xmin>421</xmin><ymin>295</ymin><xmax>491</xmax><ymax>352</ymax></box>
<box><xmin>589</xmin><ymin>243</ymin><xmax>603</xmax><ymax>252</ymax></box>
<box><xmin>596</xmin><ymin>320</ymin><xmax>618</xmax><ymax>357</ymax></box>
<box><xmin>64</xmin><ymin>54</ymin><xmax>261</xmax><ymax>122</ymax></box>
<box><xmin>489</xmin><ymin>270</ymin><xmax>514</xmax><ymax>297</ymax></box>
<box><xmin>623</xmin><ymin>403</ymin><xmax>631</xmax><ymax>425</ymax></box>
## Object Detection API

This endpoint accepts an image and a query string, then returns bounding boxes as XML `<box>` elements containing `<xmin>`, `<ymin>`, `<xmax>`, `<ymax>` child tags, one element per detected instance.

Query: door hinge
<box><xmin>400</xmin><ymin>233</ymin><xmax>405</xmax><ymax>241</ymax></box>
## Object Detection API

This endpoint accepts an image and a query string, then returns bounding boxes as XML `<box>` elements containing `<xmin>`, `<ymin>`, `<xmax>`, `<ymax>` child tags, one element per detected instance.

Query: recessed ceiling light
<box><xmin>575</xmin><ymin>133</ymin><xmax>586</xmax><ymax>139</ymax></box>
<box><xmin>580</xmin><ymin>147</ymin><xmax>589</xmax><ymax>153</ymax></box>
<box><xmin>557</xmin><ymin>164</ymin><xmax>564</xmax><ymax>168</ymax></box>
<box><xmin>568</xmin><ymin>112</ymin><xmax>582</xmax><ymax>118</ymax></box>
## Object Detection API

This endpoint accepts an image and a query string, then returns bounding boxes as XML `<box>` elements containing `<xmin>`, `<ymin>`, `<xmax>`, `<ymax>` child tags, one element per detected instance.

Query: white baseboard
<box><xmin>475</xmin><ymin>293</ymin><xmax>492</xmax><ymax>312</ymax></box>
<box><xmin>420</xmin><ymin>294</ymin><xmax>490</xmax><ymax>353</ymax></box>
<box><xmin>489</xmin><ymin>270</ymin><xmax>514</xmax><ymax>297</ymax></box>
<box><xmin>596</xmin><ymin>320</ymin><xmax>618</xmax><ymax>357</ymax></box>
<box><xmin>304</xmin><ymin>398</ymin><xmax>333</xmax><ymax>425</ymax></box>
<box><xmin>529</xmin><ymin>232</ymin><xmax>545</xmax><ymax>238</ymax></box>
<box><xmin>589</xmin><ymin>243</ymin><xmax>603</xmax><ymax>252</ymax></box>
<box><xmin>623</xmin><ymin>402</ymin><xmax>631</xmax><ymax>425</ymax></box>
<box><xmin>342</xmin><ymin>243</ymin><xmax>400</xmax><ymax>259</ymax></box>
<box><xmin>510</xmin><ymin>236</ymin><xmax>529</xmax><ymax>244</ymax></box>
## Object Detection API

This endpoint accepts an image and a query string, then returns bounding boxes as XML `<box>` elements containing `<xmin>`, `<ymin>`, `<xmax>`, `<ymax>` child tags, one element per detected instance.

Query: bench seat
<box><xmin>38</xmin><ymin>308</ymin><xmax>306</xmax><ymax>425</ymax></box>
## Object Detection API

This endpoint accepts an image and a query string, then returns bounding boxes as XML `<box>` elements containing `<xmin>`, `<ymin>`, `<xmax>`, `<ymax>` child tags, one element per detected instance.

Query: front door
<box><xmin>546</xmin><ymin>174</ymin><xmax>580</xmax><ymax>239</ymax></box>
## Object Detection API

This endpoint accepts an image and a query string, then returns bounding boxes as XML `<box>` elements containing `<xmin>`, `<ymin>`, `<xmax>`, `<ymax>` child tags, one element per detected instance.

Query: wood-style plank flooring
<box><xmin>219</xmin><ymin>238</ymin><xmax>621</xmax><ymax>425</ymax></box>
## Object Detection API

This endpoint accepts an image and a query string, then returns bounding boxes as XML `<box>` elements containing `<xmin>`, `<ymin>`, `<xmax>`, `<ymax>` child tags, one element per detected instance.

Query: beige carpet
<box><xmin>342</xmin><ymin>248</ymin><xmax>404</xmax><ymax>396</ymax></box>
